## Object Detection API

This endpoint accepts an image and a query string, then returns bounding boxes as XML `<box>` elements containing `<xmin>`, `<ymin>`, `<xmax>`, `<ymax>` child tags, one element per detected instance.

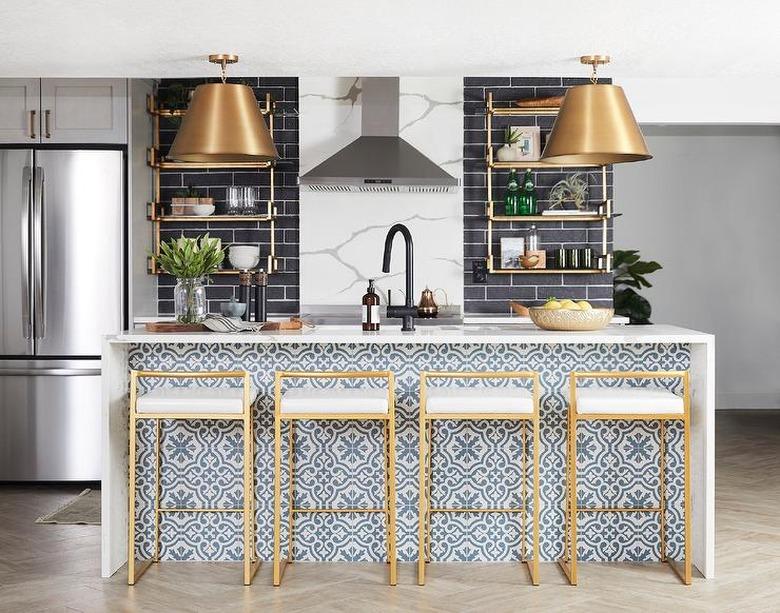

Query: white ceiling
<box><xmin>1</xmin><ymin>0</ymin><xmax>778</xmax><ymax>78</ymax></box>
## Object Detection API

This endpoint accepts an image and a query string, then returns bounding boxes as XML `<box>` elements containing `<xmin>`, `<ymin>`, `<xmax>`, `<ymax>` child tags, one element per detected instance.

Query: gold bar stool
<box><xmin>560</xmin><ymin>371</ymin><xmax>691</xmax><ymax>586</ymax></box>
<box><xmin>273</xmin><ymin>371</ymin><xmax>397</xmax><ymax>586</ymax></box>
<box><xmin>127</xmin><ymin>370</ymin><xmax>260</xmax><ymax>586</ymax></box>
<box><xmin>418</xmin><ymin>371</ymin><xmax>541</xmax><ymax>586</ymax></box>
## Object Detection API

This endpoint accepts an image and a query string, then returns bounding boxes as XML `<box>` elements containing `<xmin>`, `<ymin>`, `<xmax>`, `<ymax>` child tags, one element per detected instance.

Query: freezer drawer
<box><xmin>0</xmin><ymin>360</ymin><xmax>101</xmax><ymax>480</ymax></box>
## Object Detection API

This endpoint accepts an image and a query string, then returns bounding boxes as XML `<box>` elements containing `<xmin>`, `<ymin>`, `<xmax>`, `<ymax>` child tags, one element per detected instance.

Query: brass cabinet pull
<box><xmin>29</xmin><ymin>110</ymin><xmax>36</xmax><ymax>139</ymax></box>
<box><xmin>44</xmin><ymin>109</ymin><xmax>51</xmax><ymax>138</ymax></box>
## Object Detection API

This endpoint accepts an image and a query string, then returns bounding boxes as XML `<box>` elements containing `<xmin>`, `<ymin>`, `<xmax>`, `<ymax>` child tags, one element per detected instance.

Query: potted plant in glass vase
<box><xmin>153</xmin><ymin>234</ymin><xmax>225</xmax><ymax>323</ymax></box>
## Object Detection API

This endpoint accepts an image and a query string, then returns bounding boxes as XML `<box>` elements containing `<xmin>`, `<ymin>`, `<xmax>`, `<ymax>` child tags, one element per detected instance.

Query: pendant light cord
<box><xmin>219</xmin><ymin>60</ymin><xmax>228</xmax><ymax>84</ymax></box>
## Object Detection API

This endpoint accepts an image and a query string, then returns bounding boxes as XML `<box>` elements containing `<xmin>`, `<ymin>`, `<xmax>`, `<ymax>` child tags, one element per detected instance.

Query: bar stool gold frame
<box><xmin>127</xmin><ymin>370</ymin><xmax>260</xmax><ymax>586</ymax></box>
<box><xmin>559</xmin><ymin>370</ymin><xmax>691</xmax><ymax>586</ymax></box>
<box><xmin>273</xmin><ymin>371</ymin><xmax>397</xmax><ymax>587</ymax></box>
<box><xmin>417</xmin><ymin>371</ymin><xmax>541</xmax><ymax>586</ymax></box>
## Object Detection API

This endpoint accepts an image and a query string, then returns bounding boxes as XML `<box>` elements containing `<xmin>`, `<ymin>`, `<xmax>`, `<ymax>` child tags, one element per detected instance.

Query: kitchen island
<box><xmin>101</xmin><ymin>324</ymin><xmax>715</xmax><ymax>579</ymax></box>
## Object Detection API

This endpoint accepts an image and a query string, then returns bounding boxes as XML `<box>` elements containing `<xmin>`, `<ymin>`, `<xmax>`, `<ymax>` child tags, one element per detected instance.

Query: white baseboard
<box><xmin>717</xmin><ymin>393</ymin><xmax>780</xmax><ymax>410</ymax></box>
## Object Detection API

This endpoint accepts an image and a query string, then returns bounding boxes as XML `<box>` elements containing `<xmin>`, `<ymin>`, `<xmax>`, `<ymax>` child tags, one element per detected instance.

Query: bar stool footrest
<box><xmin>575</xmin><ymin>507</ymin><xmax>662</xmax><ymax>513</ymax></box>
<box><xmin>291</xmin><ymin>507</ymin><xmax>388</xmax><ymax>513</ymax></box>
<box><xmin>155</xmin><ymin>507</ymin><xmax>246</xmax><ymax>513</ymax></box>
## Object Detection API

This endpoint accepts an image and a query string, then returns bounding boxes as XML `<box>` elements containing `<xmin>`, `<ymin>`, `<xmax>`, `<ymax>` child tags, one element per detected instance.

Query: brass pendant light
<box><xmin>168</xmin><ymin>54</ymin><xmax>279</xmax><ymax>163</ymax></box>
<box><xmin>540</xmin><ymin>55</ymin><xmax>651</xmax><ymax>165</ymax></box>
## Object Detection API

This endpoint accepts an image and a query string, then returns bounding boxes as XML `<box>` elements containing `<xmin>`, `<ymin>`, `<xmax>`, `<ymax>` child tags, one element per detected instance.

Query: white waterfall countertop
<box><xmin>101</xmin><ymin>321</ymin><xmax>716</xmax><ymax>580</ymax></box>
<box><xmin>111</xmin><ymin>323</ymin><xmax>713</xmax><ymax>345</ymax></box>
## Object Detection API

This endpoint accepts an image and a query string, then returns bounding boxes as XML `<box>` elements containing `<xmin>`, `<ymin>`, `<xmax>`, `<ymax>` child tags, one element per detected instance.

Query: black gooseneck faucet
<box><xmin>382</xmin><ymin>223</ymin><xmax>416</xmax><ymax>331</ymax></box>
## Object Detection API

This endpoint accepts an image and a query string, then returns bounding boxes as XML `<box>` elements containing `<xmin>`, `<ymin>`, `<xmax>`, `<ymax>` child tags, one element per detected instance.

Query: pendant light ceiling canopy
<box><xmin>541</xmin><ymin>55</ymin><xmax>651</xmax><ymax>165</ymax></box>
<box><xmin>168</xmin><ymin>54</ymin><xmax>278</xmax><ymax>163</ymax></box>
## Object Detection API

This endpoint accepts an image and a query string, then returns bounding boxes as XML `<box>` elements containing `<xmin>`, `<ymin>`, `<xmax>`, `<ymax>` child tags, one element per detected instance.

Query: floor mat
<box><xmin>35</xmin><ymin>488</ymin><xmax>100</xmax><ymax>525</ymax></box>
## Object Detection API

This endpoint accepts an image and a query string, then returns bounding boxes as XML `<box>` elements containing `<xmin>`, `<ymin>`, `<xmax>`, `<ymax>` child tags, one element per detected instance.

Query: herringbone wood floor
<box><xmin>1</xmin><ymin>410</ymin><xmax>778</xmax><ymax>612</ymax></box>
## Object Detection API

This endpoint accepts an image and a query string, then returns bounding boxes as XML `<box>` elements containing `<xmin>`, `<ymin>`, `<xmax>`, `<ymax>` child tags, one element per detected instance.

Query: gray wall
<box><xmin>616</xmin><ymin>126</ymin><xmax>780</xmax><ymax>409</ymax></box>
<box><xmin>129</xmin><ymin>79</ymin><xmax>156</xmax><ymax>320</ymax></box>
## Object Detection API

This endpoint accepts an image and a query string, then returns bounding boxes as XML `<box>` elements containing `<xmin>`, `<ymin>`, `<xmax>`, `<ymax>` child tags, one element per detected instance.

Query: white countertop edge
<box><xmin>108</xmin><ymin>324</ymin><xmax>714</xmax><ymax>345</ymax></box>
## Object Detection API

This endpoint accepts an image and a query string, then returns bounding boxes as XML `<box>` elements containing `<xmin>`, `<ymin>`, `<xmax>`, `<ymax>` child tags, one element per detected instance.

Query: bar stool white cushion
<box><xmin>136</xmin><ymin>387</ymin><xmax>253</xmax><ymax>415</ymax></box>
<box><xmin>425</xmin><ymin>387</ymin><xmax>534</xmax><ymax>414</ymax></box>
<box><xmin>280</xmin><ymin>388</ymin><xmax>390</xmax><ymax>414</ymax></box>
<box><xmin>575</xmin><ymin>388</ymin><xmax>684</xmax><ymax>415</ymax></box>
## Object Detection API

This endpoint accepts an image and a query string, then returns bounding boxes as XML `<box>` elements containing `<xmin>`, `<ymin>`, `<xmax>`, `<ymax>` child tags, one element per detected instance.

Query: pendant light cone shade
<box><xmin>168</xmin><ymin>83</ymin><xmax>278</xmax><ymax>163</ymax></box>
<box><xmin>540</xmin><ymin>84</ymin><xmax>651</xmax><ymax>165</ymax></box>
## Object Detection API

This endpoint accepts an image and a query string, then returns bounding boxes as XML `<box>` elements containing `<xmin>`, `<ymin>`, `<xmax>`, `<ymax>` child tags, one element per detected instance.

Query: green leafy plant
<box><xmin>613</xmin><ymin>250</ymin><xmax>662</xmax><ymax>324</ymax></box>
<box><xmin>172</xmin><ymin>185</ymin><xmax>202</xmax><ymax>199</ymax></box>
<box><xmin>504</xmin><ymin>126</ymin><xmax>521</xmax><ymax>145</ymax></box>
<box><xmin>153</xmin><ymin>234</ymin><xmax>225</xmax><ymax>279</ymax></box>
<box><xmin>157</xmin><ymin>82</ymin><xmax>191</xmax><ymax>110</ymax></box>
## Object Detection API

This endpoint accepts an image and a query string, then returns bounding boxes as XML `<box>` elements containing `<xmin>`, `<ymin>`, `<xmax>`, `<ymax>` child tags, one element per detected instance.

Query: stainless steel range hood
<box><xmin>300</xmin><ymin>78</ymin><xmax>459</xmax><ymax>193</ymax></box>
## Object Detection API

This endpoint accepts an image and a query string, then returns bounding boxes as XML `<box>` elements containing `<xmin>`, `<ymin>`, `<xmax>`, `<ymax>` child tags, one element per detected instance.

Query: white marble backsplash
<box><xmin>299</xmin><ymin>77</ymin><xmax>464</xmax><ymax>307</ymax></box>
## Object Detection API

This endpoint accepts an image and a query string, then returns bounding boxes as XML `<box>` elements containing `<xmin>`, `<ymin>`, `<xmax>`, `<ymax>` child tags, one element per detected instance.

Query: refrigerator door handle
<box><xmin>0</xmin><ymin>367</ymin><xmax>100</xmax><ymax>377</ymax></box>
<box><xmin>33</xmin><ymin>166</ymin><xmax>46</xmax><ymax>340</ymax></box>
<box><xmin>21</xmin><ymin>166</ymin><xmax>32</xmax><ymax>340</ymax></box>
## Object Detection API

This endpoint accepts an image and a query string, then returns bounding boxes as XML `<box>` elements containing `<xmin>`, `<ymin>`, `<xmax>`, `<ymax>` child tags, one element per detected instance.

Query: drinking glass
<box><xmin>227</xmin><ymin>186</ymin><xmax>241</xmax><ymax>215</ymax></box>
<box><xmin>241</xmin><ymin>186</ymin><xmax>260</xmax><ymax>215</ymax></box>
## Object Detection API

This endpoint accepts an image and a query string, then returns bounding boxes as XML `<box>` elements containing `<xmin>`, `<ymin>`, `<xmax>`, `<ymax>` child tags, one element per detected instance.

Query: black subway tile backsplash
<box><xmin>463</xmin><ymin>76</ymin><xmax>614</xmax><ymax>314</ymax></box>
<box><xmin>155</xmin><ymin>77</ymin><xmax>299</xmax><ymax>316</ymax></box>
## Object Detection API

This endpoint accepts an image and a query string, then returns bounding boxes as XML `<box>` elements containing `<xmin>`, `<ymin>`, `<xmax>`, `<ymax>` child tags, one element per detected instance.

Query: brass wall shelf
<box><xmin>486</xmin><ymin>201</ymin><xmax>612</xmax><ymax>223</ymax></box>
<box><xmin>147</xmin><ymin>201</ymin><xmax>276</xmax><ymax>223</ymax></box>
<box><xmin>489</xmin><ymin>105</ymin><xmax>561</xmax><ymax>116</ymax></box>
<box><xmin>146</xmin><ymin>92</ymin><xmax>278</xmax><ymax>275</ymax></box>
<box><xmin>490</xmin><ymin>268</ymin><xmax>608</xmax><ymax>275</ymax></box>
<box><xmin>484</xmin><ymin>91</ymin><xmax>613</xmax><ymax>275</ymax></box>
<box><xmin>210</xmin><ymin>268</ymin><xmax>274</xmax><ymax>276</ymax></box>
<box><xmin>154</xmin><ymin>214</ymin><xmax>275</xmax><ymax>223</ymax></box>
<box><xmin>488</xmin><ymin>159</ymin><xmax>602</xmax><ymax>170</ymax></box>
<box><xmin>146</xmin><ymin>94</ymin><xmax>272</xmax><ymax>117</ymax></box>
<box><xmin>147</xmin><ymin>148</ymin><xmax>273</xmax><ymax>170</ymax></box>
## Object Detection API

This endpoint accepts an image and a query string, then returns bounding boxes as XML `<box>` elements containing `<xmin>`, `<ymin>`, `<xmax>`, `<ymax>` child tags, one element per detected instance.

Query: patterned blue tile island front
<box><xmin>128</xmin><ymin>342</ymin><xmax>690</xmax><ymax>564</ymax></box>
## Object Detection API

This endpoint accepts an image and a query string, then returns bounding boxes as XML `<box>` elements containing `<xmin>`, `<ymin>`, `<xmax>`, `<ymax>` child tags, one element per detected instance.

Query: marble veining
<box><xmin>299</xmin><ymin>77</ymin><xmax>464</xmax><ymax>308</ymax></box>
<box><xmin>298</xmin><ymin>213</ymin><xmax>454</xmax><ymax>296</ymax></box>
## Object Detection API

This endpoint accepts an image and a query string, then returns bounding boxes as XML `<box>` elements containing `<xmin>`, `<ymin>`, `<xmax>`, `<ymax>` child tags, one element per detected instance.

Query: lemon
<box><xmin>544</xmin><ymin>300</ymin><xmax>562</xmax><ymax>310</ymax></box>
<box><xmin>560</xmin><ymin>299</ymin><xmax>579</xmax><ymax>310</ymax></box>
<box><xmin>576</xmin><ymin>300</ymin><xmax>593</xmax><ymax>310</ymax></box>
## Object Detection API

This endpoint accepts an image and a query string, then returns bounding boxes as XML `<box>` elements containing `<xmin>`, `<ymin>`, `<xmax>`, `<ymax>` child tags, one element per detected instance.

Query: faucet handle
<box><xmin>387</xmin><ymin>289</ymin><xmax>392</xmax><ymax>306</ymax></box>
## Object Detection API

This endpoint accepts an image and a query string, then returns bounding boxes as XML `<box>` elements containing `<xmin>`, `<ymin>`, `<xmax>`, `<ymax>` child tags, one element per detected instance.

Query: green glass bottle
<box><xmin>518</xmin><ymin>169</ymin><xmax>538</xmax><ymax>215</ymax></box>
<box><xmin>503</xmin><ymin>169</ymin><xmax>520</xmax><ymax>216</ymax></box>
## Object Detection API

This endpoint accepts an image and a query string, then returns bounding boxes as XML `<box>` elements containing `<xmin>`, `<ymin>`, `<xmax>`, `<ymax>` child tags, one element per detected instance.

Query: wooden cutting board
<box><xmin>144</xmin><ymin>321</ymin><xmax>207</xmax><ymax>333</ymax></box>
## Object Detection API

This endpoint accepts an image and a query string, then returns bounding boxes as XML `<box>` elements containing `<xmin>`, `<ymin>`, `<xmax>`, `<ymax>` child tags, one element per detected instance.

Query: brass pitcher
<box><xmin>417</xmin><ymin>286</ymin><xmax>438</xmax><ymax>318</ymax></box>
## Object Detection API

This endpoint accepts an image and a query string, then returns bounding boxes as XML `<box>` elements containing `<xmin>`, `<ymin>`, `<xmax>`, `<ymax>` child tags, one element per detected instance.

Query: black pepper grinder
<box><xmin>253</xmin><ymin>269</ymin><xmax>268</xmax><ymax>323</ymax></box>
<box><xmin>238</xmin><ymin>270</ymin><xmax>252</xmax><ymax>322</ymax></box>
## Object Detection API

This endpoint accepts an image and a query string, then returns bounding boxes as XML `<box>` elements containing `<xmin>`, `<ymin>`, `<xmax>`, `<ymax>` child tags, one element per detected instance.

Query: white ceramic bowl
<box><xmin>189</xmin><ymin>204</ymin><xmax>215</xmax><ymax>216</ymax></box>
<box><xmin>228</xmin><ymin>245</ymin><xmax>260</xmax><ymax>270</ymax></box>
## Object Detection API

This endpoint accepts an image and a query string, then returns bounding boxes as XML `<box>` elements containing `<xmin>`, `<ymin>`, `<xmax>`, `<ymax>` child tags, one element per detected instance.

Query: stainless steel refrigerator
<box><xmin>0</xmin><ymin>149</ymin><xmax>124</xmax><ymax>480</ymax></box>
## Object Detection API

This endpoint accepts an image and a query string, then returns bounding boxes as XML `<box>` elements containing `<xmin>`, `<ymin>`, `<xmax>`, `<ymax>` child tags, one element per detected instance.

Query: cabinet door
<box><xmin>40</xmin><ymin>78</ymin><xmax>127</xmax><ymax>144</ymax></box>
<box><xmin>0</xmin><ymin>79</ymin><xmax>40</xmax><ymax>143</ymax></box>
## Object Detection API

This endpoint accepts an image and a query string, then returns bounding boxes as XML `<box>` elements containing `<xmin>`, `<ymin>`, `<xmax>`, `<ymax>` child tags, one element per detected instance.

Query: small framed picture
<box><xmin>500</xmin><ymin>237</ymin><xmax>525</xmax><ymax>269</ymax></box>
<box><xmin>511</xmin><ymin>126</ymin><xmax>541</xmax><ymax>161</ymax></box>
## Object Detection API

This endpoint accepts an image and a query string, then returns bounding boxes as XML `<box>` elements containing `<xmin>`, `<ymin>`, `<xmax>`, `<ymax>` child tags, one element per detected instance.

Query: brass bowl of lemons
<box><xmin>528</xmin><ymin>298</ymin><xmax>614</xmax><ymax>331</ymax></box>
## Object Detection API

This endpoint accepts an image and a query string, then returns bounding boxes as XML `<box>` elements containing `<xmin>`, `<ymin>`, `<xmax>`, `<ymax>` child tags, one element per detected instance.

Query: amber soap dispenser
<box><xmin>362</xmin><ymin>279</ymin><xmax>380</xmax><ymax>331</ymax></box>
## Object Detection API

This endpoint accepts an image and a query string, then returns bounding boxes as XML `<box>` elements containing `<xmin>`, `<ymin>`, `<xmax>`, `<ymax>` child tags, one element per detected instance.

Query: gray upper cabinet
<box><xmin>40</xmin><ymin>79</ymin><xmax>127</xmax><ymax>144</ymax></box>
<box><xmin>0</xmin><ymin>78</ymin><xmax>127</xmax><ymax>144</ymax></box>
<box><xmin>0</xmin><ymin>79</ymin><xmax>40</xmax><ymax>143</ymax></box>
